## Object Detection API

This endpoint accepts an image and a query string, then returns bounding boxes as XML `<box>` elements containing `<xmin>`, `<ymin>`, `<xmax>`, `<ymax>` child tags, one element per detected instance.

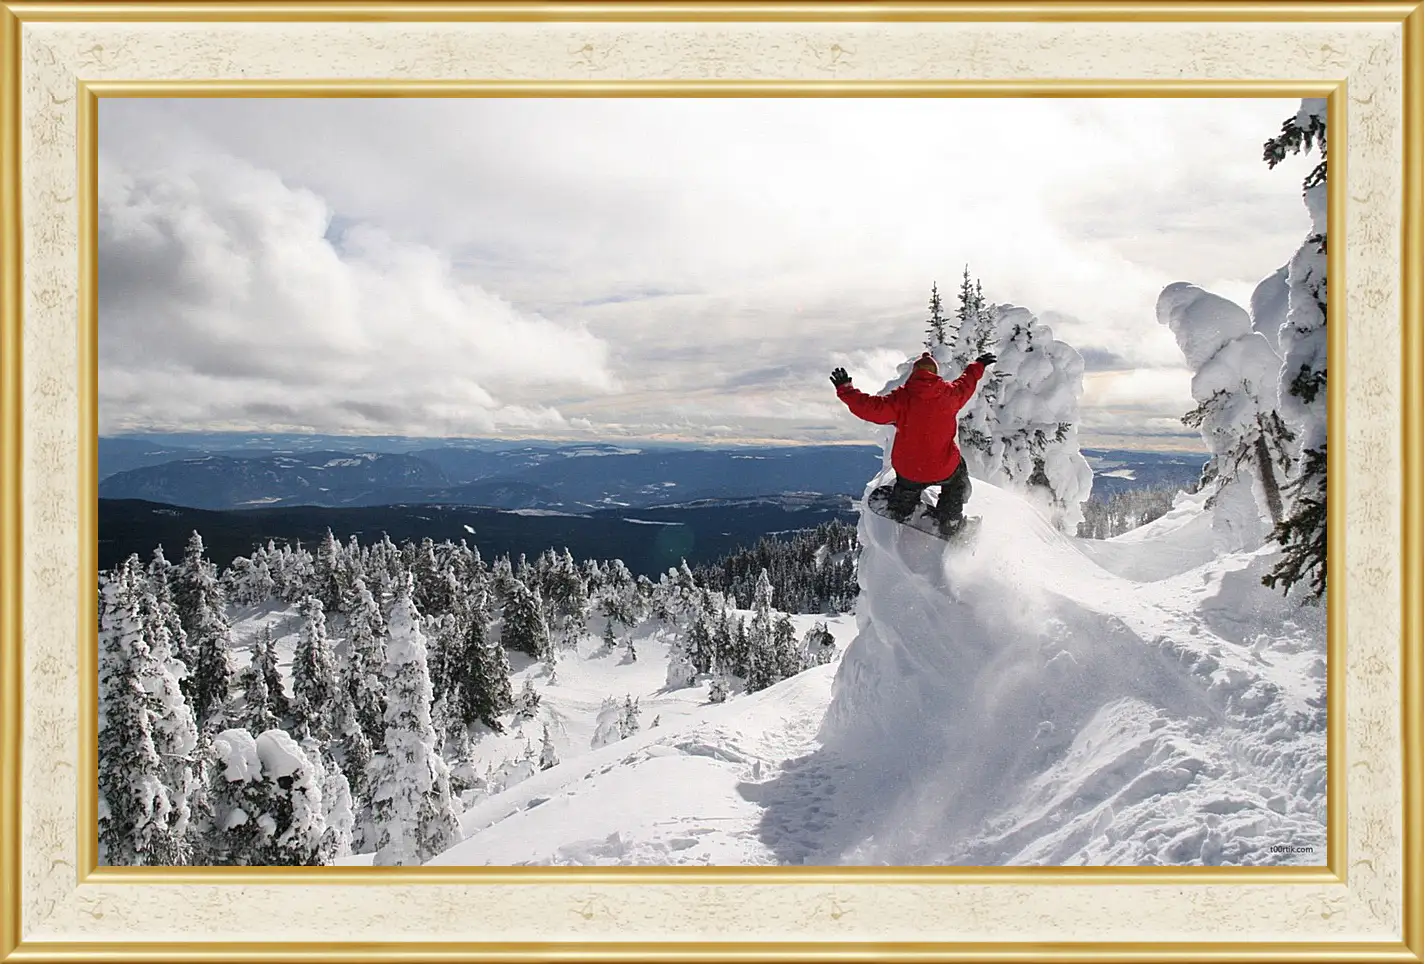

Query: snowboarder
<box><xmin>830</xmin><ymin>351</ymin><xmax>997</xmax><ymax>536</ymax></box>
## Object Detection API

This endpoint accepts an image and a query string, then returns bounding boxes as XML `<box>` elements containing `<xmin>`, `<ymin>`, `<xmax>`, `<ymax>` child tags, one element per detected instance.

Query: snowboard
<box><xmin>866</xmin><ymin>485</ymin><xmax>982</xmax><ymax>545</ymax></box>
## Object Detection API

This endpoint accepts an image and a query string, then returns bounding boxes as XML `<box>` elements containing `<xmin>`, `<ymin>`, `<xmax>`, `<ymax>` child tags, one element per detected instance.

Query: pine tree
<box><xmin>128</xmin><ymin>556</ymin><xmax>201</xmax><ymax>851</ymax></box>
<box><xmin>174</xmin><ymin>532</ymin><xmax>235</xmax><ymax>729</ymax></box>
<box><xmin>292</xmin><ymin>596</ymin><xmax>339</xmax><ymax>741</ymax></box>
<box><xmin>314</xmin><ymin>749</ymin><xmax>354</xmax><ymax>863</ymax></box>
<box><xmin>621</xmin><ymin>695</ymin><xmax>641</xmax><ymax>736</ymax></box>
<box><xmin>148</xmin><ymin>546</ymin><xmax>191</xmax><ymax>674</ymax></box>
<box><xmin>335</xmin><ymin>695</ymin><xmax>374</xmax><ymax>808</ymax></box>
<box><xmin>514</xmin><ymin>679</ymin><xmax>541</xmax><ymax>722</ymax></box>
<box><xmin>97</xmin><ymin>565</ymin><xmax>183</xmax><ymax>865</ymax></box>
<box><xmin>1262</xmin><ymin>98</ymin><xmax>1329</xmax><ymax>601</ymax></box>
<box><xmin>203</xmin><ymin>729</ymin><xmax>270</xmax><ymax>865</ymax></box>
<box><xmin>1160</xmin><ymin>283</ymin><xmax>1294</xmax><ymax>552</ymax></box>
<box><xmin>455</xmin><ymin>591</ymin><xmax>513</xmax><ymax>732</ymax></box>
<box><xmin>746</xmin><ymin>570</ymin><xmax>777</xmax><ymax>691</ymax></box>
<box><xmin>239</xmin><ymin>635</ymin><xmax>282</xmax><ymax>734</ymax></box>
<box><xmin>205</xmin><ymin>728</ymin><xmax>328</xmax><ymax>865</ymax></box>
<box><xmin>708</xmin><ymin>675</ymin><xmax>729</xmax><ymax>704</ymax></box>
<box><xmin>343</xmin><ymin>577</ymin><xmax>388</xmax><ymax>747</ymax></box>
<box><xmin>538</xmin><ymin>725</ymin><xmax>559</xmax><ymax>770</ymax></box>
<box><xmin>369</xmin><ymin>574</ymin><xmax>463</xmax><ymax>867</ymax></box>
<box><xmin>312</xmin><ymin>529</ymin><xmax>344</xmax><ymax>614</ymax></box>
<box><xmin>925</xmin><ymin>281</ymin><xmax>950</xmax><ymax>347</ymax></box>
<box><xmin>771</xmin><ymin>614</ymin><xmax>800</xmax><ymax>680</ymax></box>
<box><xmin>502</xmin><ymin>578</ymin><xmax>552</xmax><ymax>660</ymax></box>
<box><xmin>954</xmin><ymin>266</ymin><xmax>975</xmax><ymax>349</ymax></box>
<box><xmin>544</xmin><ymin>548</ymin><xmax>590</xmax><ymax>648</ymax></box>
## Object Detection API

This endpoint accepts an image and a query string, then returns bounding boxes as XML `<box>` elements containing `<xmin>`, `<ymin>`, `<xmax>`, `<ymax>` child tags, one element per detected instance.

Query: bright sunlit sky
<box><xmin>97</xmin><ymin>97</ymin><xmax>1315</xmax><ymax>451</ymax></box>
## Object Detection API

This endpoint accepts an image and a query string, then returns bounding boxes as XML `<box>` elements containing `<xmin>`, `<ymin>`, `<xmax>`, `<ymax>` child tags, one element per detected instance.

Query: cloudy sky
<box><xmin>98</xmin><ymin>97</ymin><xmax>1315</xmax><ymax>451</ymax></box>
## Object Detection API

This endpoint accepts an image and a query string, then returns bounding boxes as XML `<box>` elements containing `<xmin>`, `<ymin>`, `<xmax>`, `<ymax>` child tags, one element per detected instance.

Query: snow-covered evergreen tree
<box><xmin>254</xmin><ymin>729</ymin><xmax>327</xmax><ymax>864</ymax></box>
<box><xmin>147</xmin><ymin>546</ymin><xmax>192</xmax><ymax>671</ymax></box>
<box><xmin>1262</xmin><ymin>98</ymin><xmax>1329</xmax><ymax>600</ymax></box>
<box><xmin>292</xmin><ymin>595</ymin><xmax>339</xmax><ymax>741</ymax></box>
<box><xmin>343</xmin><ymin>577</ymin><xmax>388</xmax><ymax>747</ymax></box>
<box><xmin>621</xmin><ymin>695</ymin><xmax>641</xmax><ymax>736</ymax></box>
<box><xmin>369</xmin><ymin>574</ymin><xmax>463</xmax><ymax>867</ymax></box>
<box><xmin>543</xmin><ymin>548</ymin><xmax>591</xmax><ymax>648</ymax></box>
<box><xmin>934</xmin><ymin>300</ymin><xmax>1094</xmax><ymax>532</ymax></box>
<box><xmin>800</xmin><ymin>621</ymin><xmax>838</xmax><ymax>668</ymax></box>
<box><xmin>538</xmin><ymin>724</ymin><xmax>559</xmax><ymax>770</ymax></box>
<box><xmin>514</xmin><ymin>679</ymin><xmax>541</xmax><ymax>722</ymax></box>
<box><xmin>312</xmin><ymin>529</ymin><xmax>344</xmax><ymax>614</ymax></box>
<box><xmin>98</xmin><ymin>566</ymin><xmax>183</xmax><ymax>865</ymax></box>
<box><xmin>454</xmin><ymin>590</ymin><xmax>513</xmax><ymax>733</ymax></box>
<box><xmin>1157</xmin><ymin>282</ymin><xmax>1293</xmax><ymax>553</ymax></box>
<box><xmin>127</xmin><ymin>555</ymin><xmax>201</xmax><ymax>850</ymax></box>
<box><xmin>771</xmin><ymin>613</ymin><xmax>801</xmax><ymax>680</ymax></box>
<box><xmin>708</xmin><ymin>675</ymin><xmax>729</xmax><ymax>704</ymax></box>
<box><xmin>204</xmin><ymin>728</ymin><xmax>327</xmax><ymax>865</ymax></box>
<box><xmin>745</xmin><ymin>570</ymin><xmax>778</xmax><ymax>691</ymax></box>
<box><xmin>204</xmin><ymin>729</ymin><xmax>270</xmax><ymax>865</ymax></box>
<box><xmin>665</xmin><ymin>617</ymin><xmax>702</xmax><ymax>690</ymax></box>
<box><xmin>502</xmin><ymin>577</ymin><xmax>552</xmax><ymax>661</ymax></box>
<box><xmin>307</xmin><ymin>742</ymin><xmax>354</xmax><ymax>863</ymax></box>
<box><xmin>334</xmin><ymin>695</ymin><xmax>373</xmax><ymax>810</ymax></box>
<box><xmin>238</xmin><ymin>632</ymin><xmax>282</xmax><ymax>734</ymax></box>
<box><xmin>597</xmin><ymin>558</ymin><xmax>641</xmax><ymax>630</ymax></box>
<box><xmin>173</xmin><ymin>531</ymin><xmax>235</xmax><ymax>728</ymax></box>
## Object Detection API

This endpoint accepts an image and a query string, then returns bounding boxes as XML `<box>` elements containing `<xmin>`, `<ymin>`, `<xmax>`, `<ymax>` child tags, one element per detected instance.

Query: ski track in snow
<box><xmin>240</xmin><ymin>477</ymin><xmax>1323</xmax><ymax>868</ymax></box>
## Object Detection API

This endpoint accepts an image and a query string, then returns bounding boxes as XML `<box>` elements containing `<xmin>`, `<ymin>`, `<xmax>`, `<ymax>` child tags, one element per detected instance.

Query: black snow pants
<box><xmin>885</xmin><ymin>458</ymin><xmax>972</xmax><ymax>525</ymax></box>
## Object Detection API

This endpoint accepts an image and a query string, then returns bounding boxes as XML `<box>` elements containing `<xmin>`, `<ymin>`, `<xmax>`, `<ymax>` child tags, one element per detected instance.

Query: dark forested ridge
<box><xmin>99</xmin><ymin>496</ymin><xmax>859</xmax><ymax>579</ymax></box>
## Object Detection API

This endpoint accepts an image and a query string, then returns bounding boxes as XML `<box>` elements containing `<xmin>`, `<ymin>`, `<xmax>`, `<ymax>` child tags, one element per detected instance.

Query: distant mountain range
<box><xmin>99</xmin><ymin>436</ymin><xmax>1205</xmax><ymax>512</ymax></box>
<box><xmin>98</xmin><ymin>440</ymin><xmax>888</xmax><ymax>511</ymax></box>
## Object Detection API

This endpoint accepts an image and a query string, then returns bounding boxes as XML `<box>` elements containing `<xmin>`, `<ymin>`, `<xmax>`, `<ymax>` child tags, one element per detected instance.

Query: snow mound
<box><xmin>808</xmin><ymin>471</ymin><xmax>1325</xmax><ymax>865</ymax></box>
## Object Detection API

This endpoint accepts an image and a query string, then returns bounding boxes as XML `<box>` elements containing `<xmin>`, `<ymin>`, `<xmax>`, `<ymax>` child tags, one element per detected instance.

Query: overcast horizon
<box><xmin>98</xmin><ymin>97</ymin><xmax>1316</xmax><ymax>453</ymax></box>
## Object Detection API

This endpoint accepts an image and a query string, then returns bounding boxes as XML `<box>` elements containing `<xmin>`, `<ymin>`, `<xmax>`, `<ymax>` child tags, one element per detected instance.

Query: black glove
<box><xmin>976</xmin><ymin>353</ymin><xmax>997</xmax><ymax>367</ymax></box>
<box><xmin>830</xmin><ymin>367</ymin><xmax>852</xmax><ymax>388</ymax></box>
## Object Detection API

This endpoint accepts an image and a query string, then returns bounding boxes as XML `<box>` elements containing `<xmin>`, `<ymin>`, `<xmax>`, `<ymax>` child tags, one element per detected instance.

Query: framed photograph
<box><xmin>1</xmin><ymin>1</ymin><xmax>1419</xmax><ymax>960</ymax></box>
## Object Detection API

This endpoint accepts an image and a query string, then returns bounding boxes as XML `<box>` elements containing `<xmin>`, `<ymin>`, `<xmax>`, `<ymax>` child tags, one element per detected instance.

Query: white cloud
<box><xmin>97</xmin><ymin>149</ymin><xmax>617</xmax><ymax>436</ymax></box>
<box><xmin>98</xmin><ymin>97</ymin><xmax>1318</xmax><ymax>448</ymax></box>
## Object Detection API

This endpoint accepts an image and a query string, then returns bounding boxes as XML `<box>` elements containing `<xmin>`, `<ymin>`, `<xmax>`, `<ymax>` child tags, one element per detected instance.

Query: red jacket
<box><xmin>836</xmin><ymin>362</ymin><xmax>986</xmax><ymax>483</ymax></box>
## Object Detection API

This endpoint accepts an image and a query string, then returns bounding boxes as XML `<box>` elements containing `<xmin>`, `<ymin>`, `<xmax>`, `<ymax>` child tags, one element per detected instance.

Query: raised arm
<box><xmin>941</xmin><ymin>355</ymin><xmax>993</xmax><ymax>408</ymax></box>
<box><xmin>834</xmin><ymin>378</ymin><xmax>902</xmax><ymax>425</ymax></box>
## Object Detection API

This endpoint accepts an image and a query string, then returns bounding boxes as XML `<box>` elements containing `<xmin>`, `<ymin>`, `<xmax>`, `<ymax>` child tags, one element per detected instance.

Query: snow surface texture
<box><xmin>817</xmin><ymin>473</ymin><xmax>1325</xmax><ymax>865</ymax></box>
<box><xmin>220</xmin><ymin>456</ymin><xmax>1320</xmax><ymax>866</ymax></box>
<box><xmin>403</xmin><ymin>477</ymin><xmax>1322</xmax><ymax>866</ymax></box>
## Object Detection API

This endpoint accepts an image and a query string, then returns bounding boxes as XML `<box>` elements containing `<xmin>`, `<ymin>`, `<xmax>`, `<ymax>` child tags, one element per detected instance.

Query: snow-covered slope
<box><xmin>399</xmin><ymin>471</ymin><xmax>1324</xmax><ymax>867</ymax></box>
<box><xmin>228</xmin><ymin>470</ymin><xmax>1323</xmax><ymax>867</ymax></box>
<box><xmin>814</xmin><ymin>472</ymin><xmax>1325</xmax><ymax>865</ymax></box>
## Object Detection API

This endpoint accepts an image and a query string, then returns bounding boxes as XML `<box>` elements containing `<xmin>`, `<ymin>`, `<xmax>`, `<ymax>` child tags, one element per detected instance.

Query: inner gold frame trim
<box><xmin>0</xmin><ymin>1</ymin><xmax>1418</xmax><ymax>960</ymax></box>
<box><xmin>2</xmin><ymin>0</ymin><xmax>1421</xmax><ymax>20</ymax></box>
<box><xmin>74</xmin><ymin>76</ymin><xmax>1351</xmax><ymax>888</ymax></box>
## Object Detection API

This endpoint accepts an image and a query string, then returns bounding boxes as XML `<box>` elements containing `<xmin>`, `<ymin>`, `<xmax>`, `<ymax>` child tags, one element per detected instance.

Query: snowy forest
<box><xmin>98</xmin><ymin>526</ymin><xmax>846</xmax><ymax>867</ymax></box>
<box><xmin>97</xmin><ymin>99</ymin><xmax>1329</xmax><ymax>869</ymax></box>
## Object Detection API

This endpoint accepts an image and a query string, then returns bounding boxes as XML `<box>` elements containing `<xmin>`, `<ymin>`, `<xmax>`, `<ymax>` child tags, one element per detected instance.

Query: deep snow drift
<box><xmin>814</xmin><ymin>472</ymin><xmax>1325</xmax><ymax>864</ymax></box>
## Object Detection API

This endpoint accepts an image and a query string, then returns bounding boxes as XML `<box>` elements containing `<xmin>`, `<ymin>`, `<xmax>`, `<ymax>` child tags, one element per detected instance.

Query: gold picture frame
<box><xmin>1</xmin><ymin>2</ymin><xmax>1419</xmax><ymax>960</ymax></box>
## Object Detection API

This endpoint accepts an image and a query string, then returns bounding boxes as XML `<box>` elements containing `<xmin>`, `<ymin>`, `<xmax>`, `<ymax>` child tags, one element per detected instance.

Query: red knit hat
<box><xmin>912</xmin><ymin>352</ymin><xmax>939</xmax><ymax>374</ymax></box>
